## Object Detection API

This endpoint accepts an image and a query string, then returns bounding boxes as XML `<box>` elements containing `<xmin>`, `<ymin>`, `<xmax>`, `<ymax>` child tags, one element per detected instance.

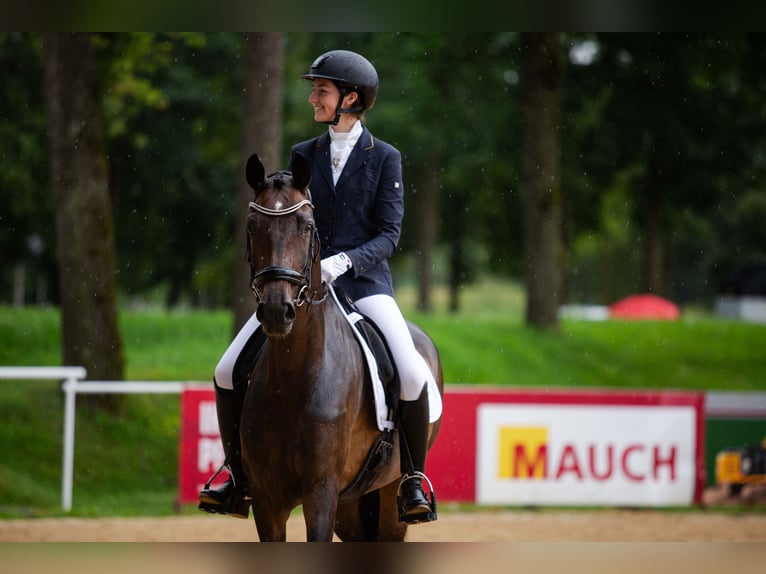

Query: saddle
<box><xmin>332</xmin><ymin>285</ymin><xmax>401</xmax><ymax>413</ymax></box>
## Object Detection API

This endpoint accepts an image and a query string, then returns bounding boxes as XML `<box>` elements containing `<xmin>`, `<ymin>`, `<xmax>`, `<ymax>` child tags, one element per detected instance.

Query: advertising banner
<box><xmin>179</xmin><ymin>385</ymin><xmax>705</xmax><ymax>507</ymax></box>
<box><xmin>426</xmin><ymin>387</ymin><xmax>705</xmax><ymax>506</ymax></box>
<box><xmin>178</xmin><ymin>387</ymin><xmax>223</xmax><ymax>503</ymax></box>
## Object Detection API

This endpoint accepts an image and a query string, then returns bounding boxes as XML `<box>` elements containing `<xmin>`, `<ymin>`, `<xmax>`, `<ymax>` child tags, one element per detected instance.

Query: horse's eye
<box><xmin>302</xmin><ymin>222</ymin><xmax>314</xmax><ymax>235</ymax></box>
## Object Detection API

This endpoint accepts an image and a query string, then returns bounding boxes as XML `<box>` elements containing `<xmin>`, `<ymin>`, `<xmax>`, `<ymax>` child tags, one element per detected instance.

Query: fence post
<box><xmin>61</xmin><ymin>377</ymin><xmax>78</xmax><ymax>512</ymax></box>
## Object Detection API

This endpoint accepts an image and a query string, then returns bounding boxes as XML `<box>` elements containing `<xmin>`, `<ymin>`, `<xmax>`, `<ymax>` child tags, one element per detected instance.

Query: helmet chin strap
<box><xmin>323</xmin><ymin>87</ymin><xmax>363</xmax><ymax>126</ymax></box>
<box><xmin>326</xmin><ymin>106</ymin><xmax>342</xmax><ymax>126</ymax></box>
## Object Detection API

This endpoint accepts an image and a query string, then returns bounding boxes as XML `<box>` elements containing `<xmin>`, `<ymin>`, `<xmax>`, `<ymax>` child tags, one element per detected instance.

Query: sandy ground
<box><xmin>2</xmin><ymin>505</ymin><xmax>766</xmax><ymax>542</ymax></box>
<box><xmin>2</xmin><ymin>485</ymin><xmax>766</xmax><ymax>543</ymax></box>
<box><xmin>4</xmin><ymin>496</ymin><xmax>766</xmax><ymax>574</ymax></box>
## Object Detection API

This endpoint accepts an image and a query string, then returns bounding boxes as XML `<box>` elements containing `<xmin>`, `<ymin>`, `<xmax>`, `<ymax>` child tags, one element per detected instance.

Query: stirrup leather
<box><xmin>396</xmin><ymin>471</ymin><xmax>438</xmax><ymax>524</ymax></box>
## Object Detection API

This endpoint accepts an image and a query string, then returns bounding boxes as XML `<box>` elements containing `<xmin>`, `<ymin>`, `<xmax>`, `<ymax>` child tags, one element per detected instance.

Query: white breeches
<box><xmin>214</xmin><ymin>294</ymin><xmax>434</xmax><ymax>401</ymax></box>
<box><xmin>353</xmin><ymin>294</ymin><xmax>434</xmax><ymax>401</ymax></box>
<box><xmin>214</xmin><ymin>311</ymin><xmax>261</xmax><ymax>391</ymax></box>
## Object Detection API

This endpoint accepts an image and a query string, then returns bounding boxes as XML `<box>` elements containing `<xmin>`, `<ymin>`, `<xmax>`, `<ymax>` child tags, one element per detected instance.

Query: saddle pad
<box><xmin>328</xmin><ymin>285</ymin><xmax>442</xmax><ymax>431</ymax></box>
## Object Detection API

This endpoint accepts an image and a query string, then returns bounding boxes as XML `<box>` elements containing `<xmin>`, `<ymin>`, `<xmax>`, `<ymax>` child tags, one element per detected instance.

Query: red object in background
<box><xmin>609</xmin><ymin>293</ymin><xmax>680</xmax><ymax>320</ymax></box>
<box><xmin>178</xmin><ymin>386</ymin><xmax>704</xmax><ymax>506</ymax></box>
<box><xmin>179</xmin><ymin>387</ymin><xmax>223</xmax><ymax>503</ymax></box>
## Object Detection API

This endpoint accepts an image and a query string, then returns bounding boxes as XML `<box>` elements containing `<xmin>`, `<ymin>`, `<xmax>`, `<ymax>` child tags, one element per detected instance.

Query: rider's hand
<box><xmin>320</xmin><ymin>252</ymin><xmax>352</xmax><ymax>284</ymax></box>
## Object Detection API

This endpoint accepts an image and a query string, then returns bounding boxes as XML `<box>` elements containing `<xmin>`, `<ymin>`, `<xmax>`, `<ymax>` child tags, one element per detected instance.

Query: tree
<box><xmin>232</xmin><ymin>33</ymin><xmax>285</xmax><ymax>333</ymax></box>
<box><xmin>42</xmin><ymin>33</ymin><xmax>124</xmax><ymax>384</ymax></box>
<box><xmin>519</xmin><ymin>33</ymin><xmax>564</xmax><ymax>329</ymax></box>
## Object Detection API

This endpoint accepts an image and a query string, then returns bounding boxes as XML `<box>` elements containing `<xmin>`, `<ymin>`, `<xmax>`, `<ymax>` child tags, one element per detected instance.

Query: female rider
<box><xmin>199</xmin><ymin>49</ymin><xmax>438</xmax><ymax>525</ymax></box>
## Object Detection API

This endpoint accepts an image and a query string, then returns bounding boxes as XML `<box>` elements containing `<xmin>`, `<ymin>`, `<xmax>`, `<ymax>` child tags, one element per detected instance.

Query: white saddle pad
<box><xmin>328</xmin><ymin>286</ymin><xmax>443</xmax><ymax>432</ymax></box>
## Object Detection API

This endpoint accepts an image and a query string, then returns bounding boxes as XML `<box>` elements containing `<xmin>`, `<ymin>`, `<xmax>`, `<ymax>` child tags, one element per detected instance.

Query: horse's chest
<box><xmin>247</xmin><ymin>387</ymin><xmax>349</xmax><ymax>445</ymax></box>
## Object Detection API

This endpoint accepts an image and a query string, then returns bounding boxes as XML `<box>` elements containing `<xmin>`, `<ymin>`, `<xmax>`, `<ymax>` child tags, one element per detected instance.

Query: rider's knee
<box><xmin>399</xmin><ymin>375</ymin><xmax>427</xmax><ymax>401</ymax></box>
<box><xmin>214</xmin><ymin>360</ymin><xmax>235</xmax><ymax>391</ymax></box>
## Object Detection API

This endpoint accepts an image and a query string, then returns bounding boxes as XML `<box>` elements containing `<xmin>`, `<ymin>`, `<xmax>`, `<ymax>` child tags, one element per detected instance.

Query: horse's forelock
<box><xmin>267</xmin><ymin>170</ymin><xmax>293</xmax><ymax>191</ymax></box>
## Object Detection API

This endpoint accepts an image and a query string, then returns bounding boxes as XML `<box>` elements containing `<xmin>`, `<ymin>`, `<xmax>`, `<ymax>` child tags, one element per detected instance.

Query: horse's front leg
<box><xmin>302</xmin><ymin>481</ymin><xmax>340</xmax><ymax>542</ymax></box>
<box><xmin>252</xmin><ymin>501</ymin><xmax>291</xmax><ymax>542</ymax></box>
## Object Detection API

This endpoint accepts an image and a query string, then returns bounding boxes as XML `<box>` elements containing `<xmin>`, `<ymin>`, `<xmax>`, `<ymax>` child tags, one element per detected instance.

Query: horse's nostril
<box><xmin>284</xmin><ymin>303</ymin><xmax>296</xmax><ymax>323</ymax></box>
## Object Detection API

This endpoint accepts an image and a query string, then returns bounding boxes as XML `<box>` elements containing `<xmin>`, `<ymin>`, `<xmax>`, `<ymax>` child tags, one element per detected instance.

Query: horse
<box><xmin>239</xmin><ymin>153</ymin><xmax>444</xmax><ymax>542</ymax></box>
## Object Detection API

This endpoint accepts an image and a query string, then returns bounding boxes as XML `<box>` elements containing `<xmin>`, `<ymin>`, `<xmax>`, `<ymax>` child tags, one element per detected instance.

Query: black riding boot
<box><xmin>198</xmin><ymin>383</ymin><xmax>252</xmax><ymax>519</ymax></box>
<box><xmin>397</xmin><ymin>385</ymin><xmax>437</xmax><ymax>524</ymax></box>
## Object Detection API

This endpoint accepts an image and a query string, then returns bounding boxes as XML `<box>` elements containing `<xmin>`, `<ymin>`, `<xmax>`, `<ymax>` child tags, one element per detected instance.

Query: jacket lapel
<box><xmin>313</xmin><ymin>133</ymin><xmax>335</xmax><ymax>192</ymax></box>
<box><xmin>336</xmin><ymin>127</ymin><xmax>374</xmax><ymax>189</ymax></box>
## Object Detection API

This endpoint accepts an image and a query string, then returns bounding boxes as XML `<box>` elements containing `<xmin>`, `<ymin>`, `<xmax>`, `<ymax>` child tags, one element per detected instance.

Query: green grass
<box><xmin>413</xmin><ymin>316</ymin><xmax>766</xmax><ymax>389</ymax></box>
<box><xmin>120</xmin><ymin>309</ymin><xmax>233</xmax><ymax>380</ymax></box>
<box><xmin>1</xmin><ymin>278</ymin><xmax>765</xmax><ymax>518</ymax></box>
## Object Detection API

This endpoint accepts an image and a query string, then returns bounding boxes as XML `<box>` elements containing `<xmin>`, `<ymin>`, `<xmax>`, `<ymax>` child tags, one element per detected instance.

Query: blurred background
<box><xmin>4</xmin><ymin>33</ymin><xmax>765</xmax><ymax>316</ymax></box>
<box><xmin>2</xmin><ymin>31</ymin><xmax>766</xmax><ymax>521</ymax></box>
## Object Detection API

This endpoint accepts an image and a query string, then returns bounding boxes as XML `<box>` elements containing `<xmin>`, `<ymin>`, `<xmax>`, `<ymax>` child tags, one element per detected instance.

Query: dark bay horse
<box><xmin>239</xmin><ymin>153</ymin><xmax>443</xmax><ymax>542</ymax></box>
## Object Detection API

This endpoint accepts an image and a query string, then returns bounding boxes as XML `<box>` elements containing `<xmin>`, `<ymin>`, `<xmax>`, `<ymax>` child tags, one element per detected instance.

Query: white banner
<box><xmin>476</xmin><ymin>404</ymin><xmax>697</xmax><ymax>506</ymax></box>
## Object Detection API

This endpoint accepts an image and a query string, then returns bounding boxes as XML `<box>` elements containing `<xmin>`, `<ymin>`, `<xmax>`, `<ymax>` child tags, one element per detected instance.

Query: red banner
<box><xmin>178</xmin><ymin>387</ymin><xmax>223</xmax><ymax>503</ymax></box>
<box><xmin>178</xmin><ymin>385</ymin><xmax>705</xmax><ymax>507</ymax></box>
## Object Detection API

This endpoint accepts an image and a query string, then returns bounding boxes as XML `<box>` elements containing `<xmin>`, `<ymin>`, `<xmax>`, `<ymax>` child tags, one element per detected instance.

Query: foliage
<box><xmin>104</xmin><ymin>33</ymin><xmax>243</xmax><ymax>307</ymax></box>
<box><xmin>0</xmin><ymin>33</ymin><xmax>56</xmax><ymax>303</ymax></box>
<box><xmin>563</xmin><ymin>33</ymin><xmax>766</xmax><ymax>304</ymax></box>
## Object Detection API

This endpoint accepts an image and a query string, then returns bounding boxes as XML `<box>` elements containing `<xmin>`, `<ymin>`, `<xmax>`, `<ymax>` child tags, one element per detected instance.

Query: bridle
<box><xmin>247</xmin><ymin>197</ymin><xmax>324</xmax><ymax>308</ymax></box>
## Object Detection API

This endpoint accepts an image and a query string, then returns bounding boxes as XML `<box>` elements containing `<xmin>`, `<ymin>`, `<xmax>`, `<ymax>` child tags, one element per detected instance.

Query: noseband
<box><xmin>248</xmin><ymin>198</ymin><xmax>323</xmax><ymax>307</ymax></box>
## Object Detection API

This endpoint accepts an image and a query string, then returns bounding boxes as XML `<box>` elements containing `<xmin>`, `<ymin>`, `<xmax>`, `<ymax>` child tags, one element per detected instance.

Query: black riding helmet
<box><xmin>301</xmin><ymin>50</ymin><xmax>379</xmax><ymax>125</ymax></box>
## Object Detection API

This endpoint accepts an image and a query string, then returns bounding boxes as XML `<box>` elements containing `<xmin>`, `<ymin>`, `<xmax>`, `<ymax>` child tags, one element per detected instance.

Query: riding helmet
<box><xmin>301</xmin><ymin>50</ymin><xmax>379</xmax><ymax>112</ymax></box>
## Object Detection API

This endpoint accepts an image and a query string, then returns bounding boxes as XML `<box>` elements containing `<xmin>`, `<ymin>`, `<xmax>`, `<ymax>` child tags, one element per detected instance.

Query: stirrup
<box><xmin>200</xmin><ymin>463</ymin><xmax>230</xmax><ymax>493</ymax></box>
<box><xmin>397</xmin><ymin>471</ymin><xmax>437</xmax><ymax>524</ymax></box>
<box><xmin>198</xmin><ymin>464</ymin><xmax>252</xmax><ymax>519</ymax></box>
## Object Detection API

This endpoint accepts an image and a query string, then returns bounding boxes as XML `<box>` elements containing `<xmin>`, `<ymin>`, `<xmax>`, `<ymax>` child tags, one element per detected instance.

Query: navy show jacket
<box><xmin>289</xmin><ymin>125</ymin><xmax>404</xmax><ymax>301</ymax></box>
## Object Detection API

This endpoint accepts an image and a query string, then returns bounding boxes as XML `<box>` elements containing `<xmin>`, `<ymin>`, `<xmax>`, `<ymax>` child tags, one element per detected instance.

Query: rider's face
<box><xmin>308</xmin><ymin>79</ymin><xmax>358</xmax><ymax>126</ymax></box>
<box><xmin>308</xmin><ymin>79</ymin><xmax>340</xmax><ymax>124</ymax></box>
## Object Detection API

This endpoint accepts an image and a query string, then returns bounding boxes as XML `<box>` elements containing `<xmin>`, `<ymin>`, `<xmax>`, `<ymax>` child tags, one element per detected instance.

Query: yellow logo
<box><xmin>499</xmin><ymin>426</ymin><xmax>548</xmax><ymax>479</ymax></box>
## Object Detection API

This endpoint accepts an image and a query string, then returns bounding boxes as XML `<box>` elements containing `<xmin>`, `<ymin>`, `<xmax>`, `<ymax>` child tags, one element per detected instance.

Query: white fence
<box><xmin>0</xmin><ymin>366</ymin><xmax>204</xmax><ymax>511</ymax></box>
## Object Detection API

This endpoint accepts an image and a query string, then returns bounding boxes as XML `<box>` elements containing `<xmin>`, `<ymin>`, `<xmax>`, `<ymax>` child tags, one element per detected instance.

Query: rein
<box><xmin>248</xmin><ymin>198</ymin><xmax>326</xmax><ymax>308</ymax></box>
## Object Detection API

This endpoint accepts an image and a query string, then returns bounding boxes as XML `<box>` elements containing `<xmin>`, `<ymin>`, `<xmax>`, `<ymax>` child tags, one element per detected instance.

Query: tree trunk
<box><xmin>415</xmin><ymin>154</ymin><xmax>440</xmax><ymax>312</ymax></box>
<box><xmin>519</xmin><ymin>33</ymin><xmax>564</xmax><ymax>329</ymax></box>
<box><xmin>42</xmin><ymin>33</ymin><xmax>125</xmax><ymax>395</ymax></box>
<box><xmin>232</xmin><ymin>33</ymin><xmax>285</xmax><ymax>334</ymax></box>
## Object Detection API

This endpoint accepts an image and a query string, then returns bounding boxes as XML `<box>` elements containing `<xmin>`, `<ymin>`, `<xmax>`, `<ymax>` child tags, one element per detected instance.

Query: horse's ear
<box><xmin>245</xmin><ymin>154</ymin><xmax>266</xmax><ymax>193</ymax></box>
<box><xmin>291</xmin><ymin>152</ymin><xmax>311</xmax><ymax>192</ymax></box>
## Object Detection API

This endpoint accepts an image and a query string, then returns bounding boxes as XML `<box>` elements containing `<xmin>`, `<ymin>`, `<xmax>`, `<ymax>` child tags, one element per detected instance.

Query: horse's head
<box><xmin>245</xmin><ymin>153</ymin><xmax>320</xmax><ymax>337</ymax></box>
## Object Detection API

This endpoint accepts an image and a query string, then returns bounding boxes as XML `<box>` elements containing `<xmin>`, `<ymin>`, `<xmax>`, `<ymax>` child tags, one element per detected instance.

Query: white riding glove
<box><xmin>320</xmin><ymin>252</ymin><xmax>352</xmax><ymax>284</ymax></box>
